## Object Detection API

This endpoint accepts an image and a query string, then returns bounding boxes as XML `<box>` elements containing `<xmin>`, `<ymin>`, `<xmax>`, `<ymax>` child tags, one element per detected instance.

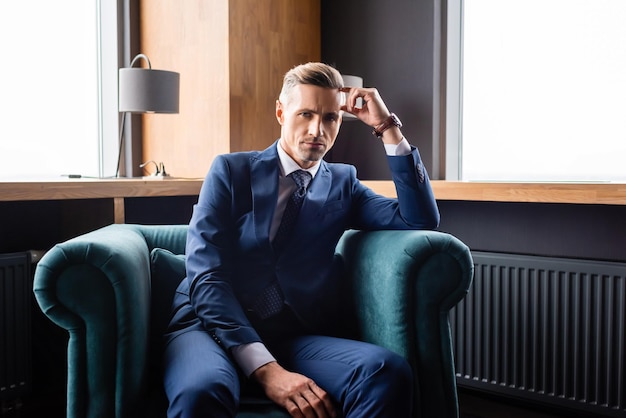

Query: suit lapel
<box><xmin>249</xmin><ymin>143</ymin><xmax>333</xmax><ymax>246</ymax></box>
<box><xmin>250</xmin><ymin>143</ymin><xmax>280</xmax><ymax>244</ymax></box>
<box><xmin>299</xmin><ymin>160</ymin><xmax>332</xmax><ymax>222</ymax></box>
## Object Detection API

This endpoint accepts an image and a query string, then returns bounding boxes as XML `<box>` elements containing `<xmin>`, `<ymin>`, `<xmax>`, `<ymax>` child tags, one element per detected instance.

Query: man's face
<box><xmin>276</xmin><ymin>84</ymin><xmax>343</xmax><ymax>169</ymax></box>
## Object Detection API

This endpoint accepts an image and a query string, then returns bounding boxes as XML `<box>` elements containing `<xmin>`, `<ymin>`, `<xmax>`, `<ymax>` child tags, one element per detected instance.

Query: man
<box><xmin>164</xmin><ymin>62</ymin><xmax>440</xmax><ymax>418</ymax></box>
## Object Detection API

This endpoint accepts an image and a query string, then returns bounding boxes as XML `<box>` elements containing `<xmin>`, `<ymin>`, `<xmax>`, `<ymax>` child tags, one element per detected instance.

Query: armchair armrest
<box><xmin>336</xmin><ymin>229</ymin><xmax>473</xmax><ymax>418</ymax></box>
<box><xmin>33</xmin><ymin>224</ymin><xmax>186</xmax><ymax>418</ymax></box>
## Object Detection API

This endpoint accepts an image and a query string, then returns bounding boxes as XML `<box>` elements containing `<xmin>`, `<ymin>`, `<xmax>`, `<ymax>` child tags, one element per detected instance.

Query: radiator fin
<box><xmin>0</xmin><ymin>252</ymin><xmax>32</xmax><ymax>401</ymax></box>
<box><xmin>451</xmin><ymin>252</ymin><xmax>626</xmax><ymax>416</ymax></box>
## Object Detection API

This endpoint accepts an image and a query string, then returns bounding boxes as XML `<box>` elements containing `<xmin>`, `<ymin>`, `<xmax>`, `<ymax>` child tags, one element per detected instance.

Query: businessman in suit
<box><xmin>163</xmin><ymin>62</ymin><xmax>440</xmax><ymax>418</ymax></box>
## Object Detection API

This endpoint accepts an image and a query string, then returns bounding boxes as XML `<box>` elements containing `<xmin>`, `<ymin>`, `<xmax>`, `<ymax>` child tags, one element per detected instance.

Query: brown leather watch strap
<box><xmin>372</xmin><ymin>113</ymin><xmax>402</xmax><ymax>138</ymax></box>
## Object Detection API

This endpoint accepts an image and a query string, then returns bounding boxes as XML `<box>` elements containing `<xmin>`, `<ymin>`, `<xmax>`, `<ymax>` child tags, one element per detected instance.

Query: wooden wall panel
<box><xmin>140</xmin><ymin>0</ymin><xmax>320</xmax><ymax>177</ymax></box>
<box><xmin>229</xmin><ymin>0</ymin><xmax>321</xmax><ymax>152</ymax></box>
<box><xmin>140</xmin><ymin>0</ymin><xmax>230</xmax><ymax>179</ymax></box>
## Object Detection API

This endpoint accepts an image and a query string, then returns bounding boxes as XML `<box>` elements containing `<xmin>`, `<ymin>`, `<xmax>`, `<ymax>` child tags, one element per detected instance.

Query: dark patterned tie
<box><xmin>252</xmin><ymin>170</ymin><xmax>311</xmax><ymax>319</ymax></box>
<box><xmin>251</xmin><ymin>282</ymin><xmax>285</xmax><ymax>320</ymax></box>
<box><xmin>272</xmin><ymin>170</ymin><xmax>312</xmax><ymax>253</ymax></box>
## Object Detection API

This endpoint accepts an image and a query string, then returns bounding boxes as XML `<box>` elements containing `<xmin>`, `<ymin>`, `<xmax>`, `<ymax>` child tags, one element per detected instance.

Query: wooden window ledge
<box><xmin>365</xmin><ymin>180</ymin><xmax>626</xmax><ymax>205</ymax></box>
<box><xmin>1</xmin><ymin>179</ymin><xmax>625</xmax><ymax>206</ymax></box>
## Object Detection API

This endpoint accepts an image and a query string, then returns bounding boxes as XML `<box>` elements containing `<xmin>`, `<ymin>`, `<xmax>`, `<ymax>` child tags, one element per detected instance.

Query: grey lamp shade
<box><xmin>118</xmin><ymin>68</ymin><xmax>180</xmax><ymax>113</ymax></box>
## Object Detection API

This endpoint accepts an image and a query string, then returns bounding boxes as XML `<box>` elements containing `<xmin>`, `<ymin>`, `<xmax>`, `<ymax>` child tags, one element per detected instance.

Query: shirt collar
<box><xmin>277</xmin><ymin>140</ymin><xmax>321</xmax><ymax>179</ymax></box>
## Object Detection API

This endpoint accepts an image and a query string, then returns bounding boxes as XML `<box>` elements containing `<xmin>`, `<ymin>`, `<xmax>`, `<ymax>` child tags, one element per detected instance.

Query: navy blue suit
<box><xmin>164</xmin><ymin>140</ymin><xmax>439</xmax><ymax>417</ymax></box>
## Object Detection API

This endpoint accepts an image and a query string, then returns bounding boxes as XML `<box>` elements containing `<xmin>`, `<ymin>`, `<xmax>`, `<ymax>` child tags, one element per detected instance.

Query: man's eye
<box><xmin>300</xmin><ymin>112</ymin><xmax>312</xmax><ymax>118</ymax></box>
<box><xmin>325</xmin><ymin>115</ymin><xmax>338</xmax><ymax>122</ymax></box>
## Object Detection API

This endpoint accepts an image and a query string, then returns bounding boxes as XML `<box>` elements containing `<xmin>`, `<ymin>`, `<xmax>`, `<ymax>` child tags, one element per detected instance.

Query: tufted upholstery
<box><xmin>33</xmin><ymin>224</ymin><xmax>473</xmax><ymax>418</ymax></box>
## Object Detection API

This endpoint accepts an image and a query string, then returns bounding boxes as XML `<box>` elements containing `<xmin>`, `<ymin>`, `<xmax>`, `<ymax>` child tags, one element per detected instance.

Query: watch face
<box><xmin>390</xmin><ymin>113</ymin><xmax>402</xmax><ymax>127</ymax></box>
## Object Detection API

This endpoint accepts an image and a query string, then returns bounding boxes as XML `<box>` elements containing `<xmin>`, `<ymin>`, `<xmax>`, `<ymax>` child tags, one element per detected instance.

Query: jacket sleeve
<box><xmin>352</xmin><ymin>146</ymin><xmax>440</xmax><ymax>230</ymax></box>
<box><xmin>184</xmin><ymin>155</ymin><xmax>262</xmax><ymax>350</ymax></box>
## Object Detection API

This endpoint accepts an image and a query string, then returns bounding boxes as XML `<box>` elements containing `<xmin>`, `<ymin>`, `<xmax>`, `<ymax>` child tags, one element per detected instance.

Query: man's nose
<box><xmin>309</xmin><ymin>117</ymin><xmax>323</xmax><ymax>137</ymax></box>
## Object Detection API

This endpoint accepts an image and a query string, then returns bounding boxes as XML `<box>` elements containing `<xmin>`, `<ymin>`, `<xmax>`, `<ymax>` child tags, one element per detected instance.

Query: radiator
<box><xmin>451</xmin><ymin>251</ymin><xmax>626</xmax><ymax>417</ymax></box>
<box><xmin>0</xmin><ymin>252</ymin><xmax>32</xmax><ymax>403</ymax></box>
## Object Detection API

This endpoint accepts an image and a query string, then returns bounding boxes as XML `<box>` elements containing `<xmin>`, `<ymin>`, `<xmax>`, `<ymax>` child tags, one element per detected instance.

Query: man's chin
<box><xmin>298</xmin><ymin>149</ymin><xmax>325</xmax><ymax>162</ymax></box>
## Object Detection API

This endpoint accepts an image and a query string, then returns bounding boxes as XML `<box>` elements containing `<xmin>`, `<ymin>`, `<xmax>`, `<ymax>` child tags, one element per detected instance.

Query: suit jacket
<box><xmin>168</xmin><ymin>140</ymin><xmax>439</xmax><ymax>351</ymax></box>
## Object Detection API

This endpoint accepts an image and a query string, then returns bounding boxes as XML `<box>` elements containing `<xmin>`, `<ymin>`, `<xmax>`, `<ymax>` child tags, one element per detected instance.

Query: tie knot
<box><xmin>289</xmin><ymin>170</ymin><xmax>311</xmax><ymax>190</ymax></box>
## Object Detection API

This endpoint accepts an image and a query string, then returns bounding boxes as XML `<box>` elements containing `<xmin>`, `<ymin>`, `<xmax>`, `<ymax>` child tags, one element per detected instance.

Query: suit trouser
<box><xmin>163</xmin><ymin>309</ymin><xmax>413</xmax><ymax>418</ymax></box>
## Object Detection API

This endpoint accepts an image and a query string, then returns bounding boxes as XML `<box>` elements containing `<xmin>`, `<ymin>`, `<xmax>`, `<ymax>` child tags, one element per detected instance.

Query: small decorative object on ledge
<box><xmin>139</xmin><ymin>160</ymin><xmax>170</xmax><ymax>179</ymax></box>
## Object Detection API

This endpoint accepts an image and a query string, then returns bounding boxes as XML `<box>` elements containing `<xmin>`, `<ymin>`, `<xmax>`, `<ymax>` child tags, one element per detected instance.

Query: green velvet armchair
<box><xmin>33</xmin><ymin>224</ymin><xmax>473</xmax><ymax>418</ymax></box>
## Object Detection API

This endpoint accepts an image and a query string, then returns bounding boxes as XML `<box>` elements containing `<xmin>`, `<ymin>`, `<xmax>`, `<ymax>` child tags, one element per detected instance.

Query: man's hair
<box><xmin>279</xmin><ymin>62</ymin><xmax>344</xmax><ymax>104</ymax></box>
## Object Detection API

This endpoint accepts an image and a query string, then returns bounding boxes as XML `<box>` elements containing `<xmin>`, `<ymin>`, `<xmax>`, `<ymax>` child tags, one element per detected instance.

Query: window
<box><xmin>446</xmin><ymin>0</ymin><xmax>626</xmax><ymax>182</ymax></box>
<box><xmin>0</xmin><ymin>1</ymin><xmax>119</xmax><ymax>179</ymax></box>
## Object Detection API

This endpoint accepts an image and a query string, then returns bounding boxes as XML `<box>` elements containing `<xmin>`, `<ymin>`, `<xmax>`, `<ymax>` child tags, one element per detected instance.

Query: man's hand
<box><xmin>340</xmin><ymin>87</ymin><xmax>403</xmax><ymax>145</ymax></box>
<box><xmin>340</xmin><ymin>86</ymin><xmax>390</xmax><ymax>127</ymax></box>
<box><xmin>252</xmin><ymin>361</ymin><xmax>338</xmax><ymax>418</ymax></box>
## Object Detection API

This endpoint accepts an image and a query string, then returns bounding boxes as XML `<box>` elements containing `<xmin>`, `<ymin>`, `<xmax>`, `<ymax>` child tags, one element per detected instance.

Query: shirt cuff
<box><xmin>383</xmin><ymin>137</ymin><xmax>411</xmax><ymax>156</ymax></box>
<box><xmin>231</xmin><ymin>342</ymin><xmax>276</xmax><ymax>377</ymax></box>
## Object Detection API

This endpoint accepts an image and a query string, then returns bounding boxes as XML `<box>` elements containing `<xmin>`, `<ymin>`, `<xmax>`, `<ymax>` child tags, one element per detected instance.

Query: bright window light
<box><xmin>0</xmin><ymin>1</ymin><xmax>100</xmax><ymax>179</ymax></box>
<box><xmin>459</xmin><ymin>0</ymin><xmax>626</xmax><ymax>182</ymax></box>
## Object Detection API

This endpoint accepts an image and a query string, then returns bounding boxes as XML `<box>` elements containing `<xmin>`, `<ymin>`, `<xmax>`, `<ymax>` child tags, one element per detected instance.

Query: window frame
<box><xmin>444</xmin><ymin>0</ymin><xmax>463</xmax><ymax>181</ymax></box>
<box><xmin>98</xmin><ymin>0</ymin><xmax>123</xmax><ymax>178</ymax></box>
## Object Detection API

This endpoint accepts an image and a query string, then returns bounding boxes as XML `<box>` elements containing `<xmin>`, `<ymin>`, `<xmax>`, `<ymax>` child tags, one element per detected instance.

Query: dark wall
<box><xmin>438</xmin><ymin>201</ymin><xmax>626</xmax><ymax>263</ymax></box>
<box><xmin>0</xmin><ymin>200</ymin><xmax>113</xmax><ymax>253</ymax></box>
<box><xmin>0</xmin><ymin>197</ymin><xmax>195</xmax><ymax>254</ymax></box>
<box><xmin>321</xmin><ymin>0</ymin><xmax>439</xmax><ymax>180</ymax></box>
<box><xmin>124</xmin><ymin>196</ymin><xmax>196</xmax><ymax>225</ymax></box>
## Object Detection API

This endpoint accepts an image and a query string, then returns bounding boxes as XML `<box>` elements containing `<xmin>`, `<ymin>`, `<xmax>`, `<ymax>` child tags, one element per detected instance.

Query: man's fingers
<box><xmin>310</xmin><ymin>384</ymin><xmax>337</xmax><ymax>418</ymax></box>
<box><xmin>285</xmin><ymin>384</ymin><xmax>336</xmax><ymax>418</ymax></box>
<box><xmin>255</xmin><ymin>365</ymin><xmax>337</xmax><ymax>418</ymax></box>
<box><xmin>285</xmin><ymin>398</ymin><xmax>305</xmax><ymax>418</ymax></box>
<box><xmin>300</xmin><ymin>390</ymin><xmax>325</xmax><ymax>417</ymax></box>
<box><xmin>300</xmin><ymin>384</ymin><xmax>337</xmax><ymax>418</ymax></box>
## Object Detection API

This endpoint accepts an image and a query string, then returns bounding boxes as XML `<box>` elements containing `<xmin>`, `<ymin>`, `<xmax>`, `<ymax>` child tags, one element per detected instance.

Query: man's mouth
<box><xmin>304</xmin><ymin>141</ymin><xmax>324</xmax><ymax>148</ymax></box>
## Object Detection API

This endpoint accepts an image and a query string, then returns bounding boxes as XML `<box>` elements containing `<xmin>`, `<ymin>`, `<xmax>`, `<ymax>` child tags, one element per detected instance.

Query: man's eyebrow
<box><xmin>295</xmin><ymin>108</ymin><xmax>340</xmax><ymax>116</ymax></box>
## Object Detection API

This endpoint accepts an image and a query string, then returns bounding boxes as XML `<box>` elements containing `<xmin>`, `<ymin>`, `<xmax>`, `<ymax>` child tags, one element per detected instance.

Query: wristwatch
<box><xmin>372</xmin><ymin>113</ymin><xmax>402</xmax><ymax>138</ymax></box>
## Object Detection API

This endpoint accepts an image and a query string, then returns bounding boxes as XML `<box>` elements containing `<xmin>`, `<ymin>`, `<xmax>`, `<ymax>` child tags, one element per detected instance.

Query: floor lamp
<box><xmin>117</xmin><ymin>54</ymin><xmax>180</xmax><ymax>177</ymax></box>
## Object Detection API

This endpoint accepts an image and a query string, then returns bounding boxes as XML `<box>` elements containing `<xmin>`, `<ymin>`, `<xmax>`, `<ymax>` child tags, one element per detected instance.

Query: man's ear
<box><xmin>276</xmin><ymin>100</ymin><xmax>284</xmax><ymax>125</ymax></box>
